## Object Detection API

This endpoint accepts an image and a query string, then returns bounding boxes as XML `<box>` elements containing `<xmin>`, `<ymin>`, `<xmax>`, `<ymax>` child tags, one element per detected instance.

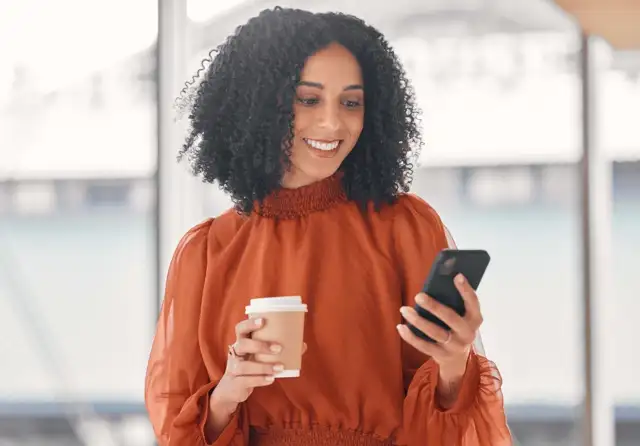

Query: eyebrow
<box><xmin>298</xmin><ymin>81</ymin><xmax>364</xmax><ymax>91</ymax></box>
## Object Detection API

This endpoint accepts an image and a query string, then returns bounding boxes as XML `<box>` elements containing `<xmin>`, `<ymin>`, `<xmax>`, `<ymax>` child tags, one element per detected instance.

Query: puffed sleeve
<box><xmin>393</xmin><ymin>195</ymin><xmax>512</xmax><ymax>445</ymax></box>
<box><xmin>144</xmin><ymin>219</ymin><xmax>247</xmax><ymax>446</ymax></box>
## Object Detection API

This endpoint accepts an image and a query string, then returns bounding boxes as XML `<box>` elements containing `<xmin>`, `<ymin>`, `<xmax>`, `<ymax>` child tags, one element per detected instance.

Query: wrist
<box><xmin>209</xmin><ymin>387</ymin><xmax>239</xmax><ymax>418</ymax></box>
<box><xmin>435</xmin><ymin>349</ymin><xmax>477</xmax><ymax>410</ymax></box>
<box><xmin>436</xmin><ymin>350</ymin><xmax>471</xmax><ymax>409</ymax></box>
<box><xmin>438</xmin><ymin>348</ymin><xmax>471</xmax><ymax>381</ymax></box>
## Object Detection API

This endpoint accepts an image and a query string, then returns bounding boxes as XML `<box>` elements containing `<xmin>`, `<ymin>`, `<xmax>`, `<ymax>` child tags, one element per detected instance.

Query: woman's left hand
<box><xmin>397</xmin><ymin>273</ymin><xmax>483</xmax><ymax>378</ymax></box>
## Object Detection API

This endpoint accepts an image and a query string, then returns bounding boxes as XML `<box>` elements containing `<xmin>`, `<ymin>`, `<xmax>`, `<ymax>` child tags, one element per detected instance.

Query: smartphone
<box><xmin>407</xmin><ymin>249</ymin><xmax>490</xmax><ymax>343</ymax></box>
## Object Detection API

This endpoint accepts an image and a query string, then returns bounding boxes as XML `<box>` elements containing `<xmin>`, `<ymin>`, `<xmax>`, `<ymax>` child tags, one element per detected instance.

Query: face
<box><xmin>282</xmin><ymin>43</ymin><xmax>365</xmax><ymax>188</ymax></box>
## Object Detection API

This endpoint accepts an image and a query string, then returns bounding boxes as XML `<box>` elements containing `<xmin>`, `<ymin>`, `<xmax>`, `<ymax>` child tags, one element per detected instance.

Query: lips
<box><xmin>303</xmin><ymin>138</ymin><xmax>341</xmax><ymax>151</ymax></box>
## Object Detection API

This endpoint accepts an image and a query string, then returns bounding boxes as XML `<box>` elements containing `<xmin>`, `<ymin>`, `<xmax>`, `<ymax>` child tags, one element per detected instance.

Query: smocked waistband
<box><xmin>249</xmin><ymin>427</ymin><xmax>395</xmax><ymax>446</ymax></box>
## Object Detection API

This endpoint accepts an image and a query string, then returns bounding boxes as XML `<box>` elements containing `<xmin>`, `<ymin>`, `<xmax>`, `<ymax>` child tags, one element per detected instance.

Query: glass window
<box><xmin>0</xmin><ymin>1</ymin><xmax>158</xmax><ymax>444</ymax></box>
<box><xmin>401</xmin><ymin>25</ymin><xmax>584</xmax><ymax>444</ymax></box>
<box><xmin>85</xmin><ymin>182</ymin><xmax>132</xmax><ymax>207</ymax></box>
<box><xmin>599</xmin><ymin>44</ymin><xmax>640</xmax><ymax>445</ymax></box>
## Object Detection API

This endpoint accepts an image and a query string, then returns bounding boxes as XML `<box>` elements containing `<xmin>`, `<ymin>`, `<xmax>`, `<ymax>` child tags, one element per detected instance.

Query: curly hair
<box><xmin>178</xmin><ymin>7</ymin><xmax>422</xmax><ymax>214</ymax></box>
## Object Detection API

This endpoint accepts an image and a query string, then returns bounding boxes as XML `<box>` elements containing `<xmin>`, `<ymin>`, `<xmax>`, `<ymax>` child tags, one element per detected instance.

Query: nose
<box><xmin>317</xmin><ymin>102</ymin><xmax>341</xmax><ymax>132</ymax></box>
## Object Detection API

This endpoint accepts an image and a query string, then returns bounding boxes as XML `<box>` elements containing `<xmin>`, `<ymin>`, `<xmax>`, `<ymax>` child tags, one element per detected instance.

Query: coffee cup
<box><xmin>245</xmin><ymin>296</ymin><xmax>307</xmax><ymax>378</ymax></box>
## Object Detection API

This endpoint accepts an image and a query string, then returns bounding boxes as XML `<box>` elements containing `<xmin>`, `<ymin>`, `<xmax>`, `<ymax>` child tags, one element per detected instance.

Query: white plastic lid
<box><xmin>245</xmin><ymin>296</ymin><xmax>308</xmax><ymax>314</ymax></box>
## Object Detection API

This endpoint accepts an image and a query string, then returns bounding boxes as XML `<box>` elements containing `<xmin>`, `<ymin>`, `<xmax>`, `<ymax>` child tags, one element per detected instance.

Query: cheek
<box><xmin>347</xmin><ymin>112</ymin><xmax>364</xmax><ymax>138</ymax></box>
<box><xmin>292</xmin><ymin>107</ymin><xmax>312</xmax><ymax>136</ymax></box>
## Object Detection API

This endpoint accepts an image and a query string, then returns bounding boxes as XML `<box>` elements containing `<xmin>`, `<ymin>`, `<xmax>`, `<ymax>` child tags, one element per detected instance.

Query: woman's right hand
<box><xmin>209</xmin><ymin>317</ymin><xmax>283</xmax><ymax>415</ymax></box>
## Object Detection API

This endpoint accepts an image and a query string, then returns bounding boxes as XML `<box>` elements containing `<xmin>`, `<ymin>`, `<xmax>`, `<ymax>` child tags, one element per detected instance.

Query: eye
<box><xmin>343</xmin><ymin>99</ymin><xmax>363</xmax><ymax>109</ymax></box>
<box><xmin>296</xmin><ymin>97</ymin><xmax>319</xmax><ymax>106</ymax></box>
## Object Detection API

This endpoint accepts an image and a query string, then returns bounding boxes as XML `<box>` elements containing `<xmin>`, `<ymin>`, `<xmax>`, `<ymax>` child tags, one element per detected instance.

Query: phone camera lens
<box><xmin>439</xmin><ymin>257</ymin><xmax>456</xmax><ymax>275</ymax></box>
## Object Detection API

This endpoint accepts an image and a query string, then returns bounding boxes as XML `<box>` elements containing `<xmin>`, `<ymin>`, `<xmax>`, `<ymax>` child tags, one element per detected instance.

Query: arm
<box><xmin>144</xmin><ymin>220</ymin><xmax>246</xmax><ymax>446</ymax></box>
<box><xmin>393</xmin><ymin>195</ymin><xmax>512</xmax><ymax>445</ymax></box>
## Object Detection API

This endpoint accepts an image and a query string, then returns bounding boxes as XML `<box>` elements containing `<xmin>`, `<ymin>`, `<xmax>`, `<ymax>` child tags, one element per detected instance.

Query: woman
<box><xmin>145</xmin><ymin>7</ymin><xmax>512</xmax><ymax>446</ymax></box>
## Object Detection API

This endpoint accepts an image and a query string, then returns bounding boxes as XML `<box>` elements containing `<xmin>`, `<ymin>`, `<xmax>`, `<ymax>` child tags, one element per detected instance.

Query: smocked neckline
<box><xmin>255</xmin><ymin>172</ymin><xmax>347</xmax><ymax>219</ymax></box>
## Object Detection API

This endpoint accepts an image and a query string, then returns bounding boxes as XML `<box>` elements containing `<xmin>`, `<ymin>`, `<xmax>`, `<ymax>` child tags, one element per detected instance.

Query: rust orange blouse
<box><xmin>145</xmin><ymin>174</ymin><xmax>512</xmax><ymax>445</ymax></box>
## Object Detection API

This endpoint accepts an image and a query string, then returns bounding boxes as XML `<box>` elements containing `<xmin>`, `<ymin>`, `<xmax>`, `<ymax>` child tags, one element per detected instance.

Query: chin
<box><xmin>286</xmin><ymin>147</ymin><xmax>350</xmax><ymax>187</ymax></box>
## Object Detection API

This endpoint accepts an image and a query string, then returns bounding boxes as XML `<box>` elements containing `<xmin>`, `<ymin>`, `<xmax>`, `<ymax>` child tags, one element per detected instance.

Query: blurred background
<box><xmin>0</xmin><ymin>0</ymin><xmax>639</xmax><ymax>445</ymax></box>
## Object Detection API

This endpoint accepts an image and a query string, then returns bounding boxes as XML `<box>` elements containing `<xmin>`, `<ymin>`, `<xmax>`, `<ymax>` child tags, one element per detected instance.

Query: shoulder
<box><xmin>172</xmin><ymin>209</ymin><xmax>245</xmax><ymax>263</ymax></box>
<box><xmin>380</xmin><ymin>193</ymin><xmax>449</xmax><ymax>253</ymax></box>
<box><xmin>208</xmin><ymin>208</ymin><xmax>246</xmax><ymax>251</ymax></box>
<box><xmin>384</xmin><ymin>193</ymin><xmax>445</xmax><ymax>232</ymax></box>
<box><xmin>170</xmin><ymin>219</ymin><xmax>214</xmax><ymax>269</ymax></box>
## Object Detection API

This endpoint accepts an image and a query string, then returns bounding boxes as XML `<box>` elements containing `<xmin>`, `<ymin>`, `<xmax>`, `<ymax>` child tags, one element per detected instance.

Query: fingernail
<box><xmin>415</xmin><ymin>294</ymin><xmax>426</xmax><ymax>305</ymax></box>
<box><xmin>455</xmin><ymin>274</ymin><xmax>465</xmax><ymax>285</ymax></box>
<box><xmin>270</xmin><ymin>344</ymin><xmax>282</xmax><ymax>353</ymax></box>
<box><xmin>396</xmin><ymin>324</ymin><xmax>404</xmax><ymax>333</ymax></box>
<box><xmin>254</xmin><ymin>318</ymin><xmax>263</xmax><ymax>326</ymax></box>
<box><xmin>273</xmin><ymin>364</ymin><xmax>284</xmax><ymax>372</ymax></box>
<box><xmin>265</xmin><ymin>376</ymin><xmax>275</xmax><ymax>383</ymax></box>
<box><xmin>399</xmin><ymin>307</ymin><xmax>410</xmax><ymax>317</ymax></box>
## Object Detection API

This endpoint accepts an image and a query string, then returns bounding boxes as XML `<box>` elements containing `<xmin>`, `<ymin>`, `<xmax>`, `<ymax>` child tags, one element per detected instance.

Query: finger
<box><xmin>399</xmin><ymin>306</ymin><xmax>450</xmax><ymax>344</ymax></box>
<box><xmin>414</xmin><ymin>293</ymin><xmax>470</xmax><ymax>337</ymax></box>
<box><xmin>230</xmin><ymin>360</ymin><xmax>284</xmax><ymax>377</ymax></box>
<box><xmin>233</xmin><ymin>375</ymin><xmax>276</xmax><ymax>389</ymax></box>
<box><xmin>396</xmin><ymin>323</ymin><xmax>444</xmax><ymax>357</ymax></box>
<box><xmin>235</xmin><ymin>317</ymin><xmax>264</xmax><ymax>339</ymax></box>
<box><xmin>454</xmin><ymin>274</ymin><xmax>483</xmax><ymax>327</ymax></box>
<box><xmin>234</xmin><ymin>338</ymin><xmax>281</xmax><ymax>356</ymax></box>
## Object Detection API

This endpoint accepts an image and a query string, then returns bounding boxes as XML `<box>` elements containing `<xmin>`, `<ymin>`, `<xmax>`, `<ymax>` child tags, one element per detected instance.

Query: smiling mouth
<box><xmin>303</xmin><ymin>138</ymin><xmax>342</xmax><ymax>155</ymax></box>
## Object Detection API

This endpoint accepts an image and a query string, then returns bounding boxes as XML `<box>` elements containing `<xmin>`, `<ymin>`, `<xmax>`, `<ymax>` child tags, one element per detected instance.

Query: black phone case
<box><xmin>407</xmin><ymin>249</ymin><xmax>490</xmax><ymax>343</ymax></box>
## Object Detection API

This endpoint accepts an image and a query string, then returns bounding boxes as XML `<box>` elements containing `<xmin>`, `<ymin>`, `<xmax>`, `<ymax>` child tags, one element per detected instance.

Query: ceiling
<box><xmin>554</xmin><ymin>0</ymin><xmax>640</xmax><ymax>48</ymax></box>
<box><xmin>194</xmin><ymin>0</ymin><xmax>574</xmax><ymax>52</ymax></box>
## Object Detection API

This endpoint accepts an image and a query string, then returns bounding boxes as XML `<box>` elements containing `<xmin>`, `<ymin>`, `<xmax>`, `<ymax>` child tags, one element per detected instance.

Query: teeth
<box><xmin>305</xmin><ymin>139</ymin><xmax>340</xmax><ymax>151</ymax></box>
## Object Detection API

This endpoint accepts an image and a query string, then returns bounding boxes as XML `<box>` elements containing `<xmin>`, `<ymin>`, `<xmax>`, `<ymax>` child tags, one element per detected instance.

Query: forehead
<box><xmin>300</xmin><ymin>43</ymin><xmax>363</xmax><ymax>84</ymax></box>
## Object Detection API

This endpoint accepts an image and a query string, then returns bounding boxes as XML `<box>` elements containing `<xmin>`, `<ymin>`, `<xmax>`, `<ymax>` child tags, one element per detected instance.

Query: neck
<box><xmin>281</xmin><ymin>169</ymin><xmax>324</xmax><ymax>189</ymax></box>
